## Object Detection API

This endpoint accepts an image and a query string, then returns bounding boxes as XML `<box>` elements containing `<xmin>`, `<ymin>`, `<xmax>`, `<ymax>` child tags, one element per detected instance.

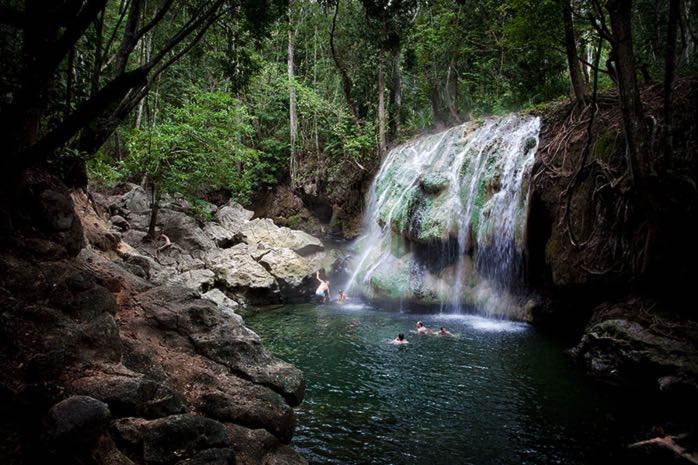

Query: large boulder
<box><xmin>112</xmin><ymin>414</ymin><xmax>232</xmax><ymax>465</ymax></box>
<box><xmin>107</xmin><ymin>184</ymin><xmax>151</xmax><ymax>215</ymax></box>
<box><xmin>159</xmin><ymin>209</ymin><xmax>215</xmax><ymax>254</ymax></box>
<box><xmin>134</xmin><ymin>286</ymin><xmax>305</xmax><ymax>406</ymax></box>
<box><xmin>215</xmin><ymin>203</ymin><xmax>254</xmax><ymax>235</ymax></box>
<box><xmin>203</xmin><ymin>221</ymin><xmax>237</xmax><ymax>247</ymax></box>
<box><xmin>205</xmin><ymin>243</ymin><xmax>277</xmax><ymax>292</ymax></box>
<box><xmin>571</xmin><ymin>297</ymin><xmax>698</xmax><ymax>395</ymax></box>
<box><xmin>42</xmin><ymin>396</ymin><xmax>111</xmax><ymax>447</ymax></box>
<box><xmin>240</xmin><ymin>218</ymin><xmax>324</xmax><ymax>256</ymax></box>
<box><xmin>70</xmin><ymin>374</ymin><xmax>187</xmax><ymax>419</ymax></box>
<box><xmin>258</xmin><ymin>247</ymin><xmax>314</xmax><ymax>289</ymax></box>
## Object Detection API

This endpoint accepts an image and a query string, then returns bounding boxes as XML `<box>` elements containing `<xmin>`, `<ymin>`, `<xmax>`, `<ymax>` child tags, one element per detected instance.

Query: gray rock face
<box><xmin>159</xmin><ymin>209</ymin><xmax>215</xmax><ymax>253</ymax></box>
<box><xmin>202</xmin><ymin>288</ymin><xmax>239</xmax><ymax>310</ymax></box>
<box><xmin>215</xmin><ymin>203</ymin><xmax>254</xmax><ymax>234</ymax></box>
<box><xmin>43</xmin><ymin>396</ymin><xmax>111</xmax><ymax>446</ymax></box>
<box><xmin>71</xmin><ymin>374</ymin><xmax>187</xmax><ymax>419</ymax></box>
<box><xmin>259</xmin><ymin>247</ymin><xmax>314</xmax><ymax>290</ymax></box>
<box><xmin>111</xmin><ymin>184</ymin><xmax>151</xmax><ymax>215</ymax></box>
<box><xmin>0</xmin><ymin>170</ymin><xmax>309</xmax><ymax>465</ymax></box>
<box><xmin>101</xmin><ymin>187</ymin><xmax>336</xmax><ymax>307</ymax></box>
<box><xmin>571</xmin><ymin>298</ymin><xmax>698</xmax><ymax>394</ymax></box>
<box><xmin>240</xmin><ymin>219</ymin><xmax>324</xmax><ymax>256</ymax></box>
<box><xmin>111</xmin><ymin>214</ymin><xmax>130</xmax><ymax>231</ymax></box>
<box><xmin>135</xmin><ymin>286</ymin><xmax>304</xmax><ymax>407</ymax></box>
<box><xmin>203</xmin><ymin>221</ymin><xmax>236</xmax><ymax>247</ymax></box>
<box><xmin>113</xmin><ymin>414</ymin><xmax>232</xmax><ymax>465</ymax></box>
<box><xmin>206</xmin><ymin>243</ymin><xmax>277</xmax><ymax>291</ymax></box>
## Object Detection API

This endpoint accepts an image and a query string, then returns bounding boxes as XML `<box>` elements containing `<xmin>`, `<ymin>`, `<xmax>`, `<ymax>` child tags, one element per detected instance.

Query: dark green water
<box><xmin>241</xmin><ymin>302</ymin><xmax>633</xmax><ymax>465</ymax></box>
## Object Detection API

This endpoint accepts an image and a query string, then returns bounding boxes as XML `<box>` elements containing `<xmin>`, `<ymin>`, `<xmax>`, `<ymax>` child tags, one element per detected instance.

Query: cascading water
<box><xmin>346</xmin><ymin>115</ymin><xmax>540</xmax><ymax>319</ymax></box>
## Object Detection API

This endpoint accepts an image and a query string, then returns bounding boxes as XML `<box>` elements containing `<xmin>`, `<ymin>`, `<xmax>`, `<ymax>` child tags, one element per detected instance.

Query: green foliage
<box><xmin>124</xmin><ymin>89</ymin><xmax>261</xmax><ymax>204</ymax></box>
<box><xmin>288</xmin><ymin>214</ymin><xmax>301</xmax><ymax>228</ymax></box>
<box><xmin>87</xmin><ymin>151</ymin><xmax>124</xmax><ymax>189</ymax></box>
<box><xmin>60</xmin><ymin>0</ymin><xmax>697</xmax><ymax>212</ymax></box>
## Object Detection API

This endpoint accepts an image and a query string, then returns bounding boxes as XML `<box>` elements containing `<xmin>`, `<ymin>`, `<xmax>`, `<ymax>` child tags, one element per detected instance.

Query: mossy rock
<box><xmin>419</xmin><ymin>173</ymin><xmax>450</xmax><ymax>194</ymax></box>
<box><xmin>367</xmin><ymin>254</ymin><xmax>411</xmax><ymax>300</ymax></box>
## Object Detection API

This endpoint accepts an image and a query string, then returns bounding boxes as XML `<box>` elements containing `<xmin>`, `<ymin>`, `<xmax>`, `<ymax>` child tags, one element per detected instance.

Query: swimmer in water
<box><xmin>391</xmin><ymin>333</ymin><xmax>408</xmax><ymax>345</ymax></box>
<box><xmin>437</xmin><ymin>326</ymin><xmax>454</xmax><ymax>336</ymax></box>
<box><xmin>415</xmin><ymin>321</ymin><xmax>432</xmax><ymax>335</ymax></box>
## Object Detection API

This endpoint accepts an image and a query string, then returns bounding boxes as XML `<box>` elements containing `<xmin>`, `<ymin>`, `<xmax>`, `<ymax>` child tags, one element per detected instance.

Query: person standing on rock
<box><xmin>315</xmin><ymin>271</ymin><xmax>331</xmax><ymax>303</ymax></box>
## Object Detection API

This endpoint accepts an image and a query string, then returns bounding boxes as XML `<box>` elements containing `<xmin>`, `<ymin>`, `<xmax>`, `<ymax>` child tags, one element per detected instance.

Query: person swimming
<box><xmin>415</xmin><ymin>321</ymin><xmax>432</xmax><ymax>335</ymax></box>
<box><xmin>315</xmin><ymin>271</ymin><xmax>330</xmax><ymax>303</ymax></box>
<box><xmin>437</xmin><ymin>326</ymin><xmax>454</xmax><ymax>336</ymax></box>
<box><xmin>391</xmin><ymin>333</ymin><xmax>408</xmax><ymax>345</ymax></box>
<box><xmin>337</xmin><ymin>289</ymin><xmax>347</xmax><ymax>303</ymax></box>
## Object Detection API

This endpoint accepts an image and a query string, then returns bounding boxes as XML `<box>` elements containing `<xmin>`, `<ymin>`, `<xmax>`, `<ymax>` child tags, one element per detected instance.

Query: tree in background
<box><xmin>0</xmin><ymin>0</ymin><xmax>284</xmax><ymax>190</ymax></box>
<box><xmin>124</xmin><ymin>89</ymin><xmax>259</xmax><ymax>237</ymax></box>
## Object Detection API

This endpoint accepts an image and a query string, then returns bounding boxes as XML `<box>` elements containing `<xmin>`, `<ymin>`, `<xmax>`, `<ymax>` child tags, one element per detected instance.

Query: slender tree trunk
<box><xmin>378</xmin><ymin>40</ymin><xmax>386</xmax><ymax>159</ymax></box>
<box><xmin>664</xmin><ymin>0</ymin><xmax>680</xmax><ymax>166</ymax></box>
<box><xmin>66</xmin><ymin>47</ymin><xmax>75</xmax><ymax>118</ymax></box>
<box><xmin>116</xmin><ymin>0</ymin><xmax>143</xmax><ymax>74</ymax></box>
<box><xmin>91</xmin><ymin>8</ymin><xmax>104</xmax><ymax>96</ymax></box>
<box><xmin>148</xmin><ymin>182</ymin><xmax>160</xmax><ymax>238</ymax></box>
<box><xmin>389</xmin><ymin>46</ymin><xmax>402</xmax><ymax>138</ymax></box>
<box><xmin>330</xmin><ymin>0</ymin><xmax>358</xmax><ymax>121</ymax></box>
<box><xmin>562</xmin><ymin>0</ymin><xmax>587</xmax><ymax>103</ymax></box>
<box><xmin>135</xmin><ymin>19</ymin><xmax>153</xmax><ymax>129</ymax></box>
<box><xmin>313</xmin><ymin>26</ymin><xmax>320</xmax><ymax>155</ymax></box>
<box><xmin>679</xmin><ymin>0</ymin><xmax>696</xmax><ymax>65</ymax></box>
<box><xmin>606</xmin><ymin>0</ymin><xmax>648</xmax><ymax>183</ymax></box>
<box><xmin>445</xmin><ymin>57</ymin><xmax>460</xmax><ymax>123</ymax></box>
<box><xmin>288</xmin><ymin>0</ymin><xmax>298</xmax><ymax>187</ymax></box>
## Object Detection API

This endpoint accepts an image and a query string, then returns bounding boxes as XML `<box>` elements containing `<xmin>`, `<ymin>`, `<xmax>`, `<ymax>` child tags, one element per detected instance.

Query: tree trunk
<box><xmin>606</xmin><ymin>0</ymin><xmax>657</xmax><ymax>276</ymax></box>
<box><xmin>606</xmin><ymin>0</ymin><xmax>648</xmax><ymax>183</ymax></box>
<box><xmin>445</xmin><ymin>57</ymin><xmax>460</xmax><ymax>123</ymax></box>
<box><xmin>116</xmin><ymin>0</ymin><xmax>144</xmax><ymax>74</ymax></box>
<box><xmin>91</xmin><ymin>8</ymin><xmax>104</xmax><ymax>96</ymax></box>
<box><xmin>562</xmin><ymin>0</ymin><xmax>587</xmax><ymax>103</ymax></box>
<box><xmin>389</xmin><ymin>46</ymin><xmax>402</xmax><ymax>138</ymax></box>
<box><xmin>66</xmin><ymin>46</ymin><xmax>75</xmax><ymax>118</ymax></box>
<box><xmin>135</xmin><ymin>20</ymin><xmax>153</xmax><ymax>129</ymax></box>
<box><xmin>288</xmin><ymin>1</ymin><xmax>298</xmax><ymax>187</ymax></box>
<box><xmin>378</xmin><ymin>40</ymin><xmax>386</xmax><ymax>159</ymax></box>
<box><xmin>148</xmin><ymin>182</ymin><xmax>160</xmax><ymax>238</ymax></box>
<box><xmin>679</xmin><ymin>0</ymin><xmax>696</xmax><ymax>65</ymax></box>
<box><xmin>313</xmin><ymin>26</ymin><xmax>320</xmax><ymax>155</ymax></box>
<box><xmin>664</xmin><ymin>0</ymin><xmax>680</xmax><ymax>166</ymax></box>
<box><xmin>330</xmin><ymin>0</ymin><xmax>358</xmax><ymax>122</ymax></box>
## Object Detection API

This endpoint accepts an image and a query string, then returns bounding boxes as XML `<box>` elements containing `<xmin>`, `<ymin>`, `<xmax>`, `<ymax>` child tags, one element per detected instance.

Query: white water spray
<box><xmin>346</xmin><ymin>115</ymin><xmax>540</xmax><ymax>319</ymax></box>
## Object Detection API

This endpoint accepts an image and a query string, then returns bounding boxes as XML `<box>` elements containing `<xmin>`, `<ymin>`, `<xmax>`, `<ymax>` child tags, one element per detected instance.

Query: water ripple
<box><xmin>243</xmin><ymin>304</ymin><xmax>627</xmax><ymax>465</ymax></box>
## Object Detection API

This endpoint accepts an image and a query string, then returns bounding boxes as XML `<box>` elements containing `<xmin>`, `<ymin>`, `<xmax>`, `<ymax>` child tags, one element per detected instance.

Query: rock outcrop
<box><xmin>528</xmin><ymin>78</ymin><xmax>698</xmax><ymax>401</ymax></box>
<box><xmin>0</xmin><ymin>170</ymin><xmax>308</xmax><ymax>465</ymax></box>
<box><xmin>569</xmin><ymin>297</ymin><xmax>698</xmax><ymax>395</ymax></box>
<box><xmin>96</xmin><ymin>185</ymin><xmax>339</xmax><ymax>306</ymax></box>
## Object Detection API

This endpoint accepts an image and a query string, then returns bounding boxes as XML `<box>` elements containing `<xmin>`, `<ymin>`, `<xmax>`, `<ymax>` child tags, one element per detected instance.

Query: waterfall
<box><xmin>346</xmin><ymin>115</ymin><xmax>540</xmax><ymax>319</ymax></box>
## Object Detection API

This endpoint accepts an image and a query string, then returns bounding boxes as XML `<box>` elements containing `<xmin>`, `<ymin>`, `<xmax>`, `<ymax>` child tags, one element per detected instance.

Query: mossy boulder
<box><xmin>419</xmin><ymin>173</ymin><xmax>450</xmax><ymax>194</ymax></box>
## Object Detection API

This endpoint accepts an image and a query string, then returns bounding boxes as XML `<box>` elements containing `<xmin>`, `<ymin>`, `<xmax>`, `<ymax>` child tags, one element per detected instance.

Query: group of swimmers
<box><xmin>391</xmin><ymin>321</ymin><xmax>455</xmax><ymax>344</ymax></box>
<box><xmin>315</xmin><ymin>272</ymin><xmax>453</xmax><ymax>344</ymax></box>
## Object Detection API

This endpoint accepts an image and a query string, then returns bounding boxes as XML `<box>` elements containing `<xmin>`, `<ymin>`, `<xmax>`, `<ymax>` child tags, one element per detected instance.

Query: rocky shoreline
<box><xmin>0</xmin><ymin>170</ymin><xmax>345</xmax><ymax>465</ymax></box>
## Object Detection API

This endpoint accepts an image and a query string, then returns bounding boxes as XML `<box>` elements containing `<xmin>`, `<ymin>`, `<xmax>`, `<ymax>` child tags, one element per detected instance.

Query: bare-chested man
<box><xmin>315</xmin><ymin>271</ymin><xmax>331</xmax><ymax>303</ymax></box>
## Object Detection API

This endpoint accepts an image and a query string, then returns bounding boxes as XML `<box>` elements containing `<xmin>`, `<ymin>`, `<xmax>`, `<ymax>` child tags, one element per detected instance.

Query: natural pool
<box><xmin>241</xmin><ymin>302</ymin><xmax>640</xmax><ymax>465</ymax></box>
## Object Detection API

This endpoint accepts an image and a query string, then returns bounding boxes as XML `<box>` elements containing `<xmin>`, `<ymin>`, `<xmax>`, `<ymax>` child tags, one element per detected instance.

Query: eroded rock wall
<box><xmin>0</xmin><ymin>169</ymin><xmax>308</xmax><ymax>465</ymax></box>
<box><xmin>528</xmin><ymin>78</ymin><xmax>698</xmax><ymax>396</ymax></box>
